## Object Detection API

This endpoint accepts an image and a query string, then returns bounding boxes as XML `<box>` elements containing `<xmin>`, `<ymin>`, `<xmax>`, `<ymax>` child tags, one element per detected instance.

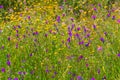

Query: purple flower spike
<box><xmin>100</xmin><ymin>37</ymin><xmax>105</xmax><ymax>43</ymax></box>
<box><xmin>107</xmin><ymin>13</ymin><xmax>111</xmax><ymax>17</ymax></box>
<box><xmin>18</xmin><ymin>72</ymin><xmax>22</xmax><ymax>75</ymax></box>
<box><xmin>14</xmin><ymin>78</ymin><xmax>18</xmax><ymax>80</ymax></box>
<box><xmin>93</xmin><ymin>25</ymin><xmax>96</xmax><ymax>29</ymax></box>
<box><xmin>30</xmin><ymin>53</ymin><xmax>33</xmax><ymax>56</ymax></box>
<box><xmin>7</xmin><ymin>54</ymin><xmax>10</xmax><ymax>58</ymax></box>
<box><xmin>1</xmin><ymin>46</ymin><xmax>4</xmax><ymax>49</ymax></box>
<box><xmin>85</xmin><ymin>43</ymin><xmax>89</xmax><ymax>47</ymax></box>
<box><xmin>93</xmin><ymin>8</ymin><xmax>97</xmax><ymax>11</ymax></box>
<box><xmin>56</xmin><ymin>16</ymin><xmax>60</xmax><ymax>23</ymax></box>
<box><xmin>98</xmin><ymin>69</ymin><xmax>100</xmax><ymax>74</ymax></box>
<box><xmin>8</xmin><ymin>37</ymin><xmax>11</xmax><ymax>41</ymax></box>
<box><xmin>71</xmin><ymin>18</ymin><xmax>74</xmax><ymax>22</ymax></box>
<box><xmin>91</xmin><ymin>15</ymin><xmax>96</xmax><ymax>20</ymax></box>
<box><xmin>77</xmin><ymin>27</ymin><xmax>80</xmax><ymax>31</ymax></box>
<box><xmin>71</xmin><ymin>24</ymin><xmax>75</xmax><ymax>30</ymax></box>
<box><xmin>8</xmin><ymin>77</ymin><xmax>12</xmax><ymax>80</ymax></box>
<box><xmin>112</xmin><ymin>15</ymin><xmax>115</xmax><ymax>20</ymax></box>
<box><xmin>91</xmin><ymin>77</ymin><xmax>96</xmax><ymax>80</ymax></box>
<box><xmin>0</xmin><ymin>5</ymin><xmax>3</xmax><ymax>9</ymax></box>
<box><xmin>68</xmin><ymin>31</ymin><xmax>72</xmax><ymax>37</ymax></box>
<box><xmin>79</xmin><ymin>41</ymin><xmax>84</xmax><ymax>45</ymax></box>
<box><xmin>117</xmin><ymin>19</ymin><xmax>120</xmax><ymax>24</ymax></box>
<box><xmin>77</xmin><ymin>76</ymin><xmax>83</xmax><ymax>80</ymax></box>
<box><xmin>117</xmin><ymin>53</ymin><xmax>120</xmax><ymax>57</ymax></box>
<box><xmin>7</xmin><ymin>60</ymin><xmax>11</xmax><ymax>66</ymax></box>
<box><xmin>28</xmin><ymin>16</ymin><xmax>30</xmax><ymax>20</ymax></box>
<box><xmin>98</xmin><ymin>3</ymin><xmax>101</xmax><ymax>7</ymax></box>
<box><xmin>75</xmin><ymin>33</ymin><xmax>80</xmax><ymax>39</ymax></box>
<box><xmin>1</xmin><ymin>68</ymin><xmax>5</xmax><ymax>73</ymax></box>
<box><xmin>67</xmin><ymin>37</ymin><xmax>71</xmax><ymax>43</ymax></box>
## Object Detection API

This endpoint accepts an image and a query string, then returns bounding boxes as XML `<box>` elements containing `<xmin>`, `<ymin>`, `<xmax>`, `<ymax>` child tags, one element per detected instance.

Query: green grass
<box><xmin>0</xmin><ymin>1</ymin><xmax>120</xmax><ymax>80</ymax></box>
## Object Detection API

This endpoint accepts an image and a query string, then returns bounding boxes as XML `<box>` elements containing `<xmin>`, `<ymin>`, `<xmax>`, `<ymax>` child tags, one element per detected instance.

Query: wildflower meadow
<box><xmin>0</xmin><ymin>0</ymin><xmax>120</xmax><ymax>80</ymax></box>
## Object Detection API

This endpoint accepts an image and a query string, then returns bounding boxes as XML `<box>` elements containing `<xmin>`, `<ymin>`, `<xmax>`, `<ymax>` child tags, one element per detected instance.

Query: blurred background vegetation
<box><xmin>0</xmin><ymin>0</ymin><xmax>119</xmax><ymax>21</ymax></box>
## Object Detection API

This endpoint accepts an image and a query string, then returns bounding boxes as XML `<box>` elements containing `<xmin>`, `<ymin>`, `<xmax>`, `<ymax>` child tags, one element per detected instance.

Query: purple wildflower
<box><xmin>62</xmin><ymin>13</ymin><xmax>66</xmax><ymax>17</ymax></box>
<box><xmin>91</xmin><ymin>77</ymin><xmax>96</xmax><ymax>80</ymax></box>
<box><xmin>117</xmin><ymin>19</ymin><xmax>120</xmax><ymax>24</ymax></box>
<box><xmin>8</xmin><ymin>37</ymin><xmax>10</xmax><ymax>41</ymax></box>
<box><xmin>8</xmin><ymin>77</ymin><xmax>12</xmax><ymax>80</ymax></box>
<box><xmin>30</xmin><ymin>70</ymin><xmax>34</xmax><ymax>74</ymax></box>
<box><xmin>18</xmin><ymin>25</ymin><xmax>21</xmax><ymax>28</ymax></box>
<box><xmin>23</xmin><ymin>72</ymin><xmax>26</xmax><ymax>75</ymax></box>
<box><xmin>93</xmin><ymin>8</ymin><xmax>97</xmax><ymax>11</ymax></box>
<box><xmin>77</xmin><ymin>27</ymin><xmax>80</xmax><ymax>31</ymax></box>
<box><xmin>77</xmin><ymin>76</ymin><xmax>83</xmax><ymax>80</ymax></box>
<box><xmin>0</xmin><ymin>5</ymin><xmax>3</xmax><ymax>9</ymax></box>
<box><xmin>97</xmin><ymin>46</ymin><xmax>102</xmax><ymax>51</ymax></box>
<box><xmin>112</xmin><ymin>15</ymin><xmax>115</xmax><ymax>20</ymax></box>
<box><xmin>14</xmin><ymin>78</ymin><xmax>18</xmax><ymax>80</ymax></box>
<box><xmin>85</xmin><ymin>43</ymin><xmax>89</xmax><ymax>47</ymax></box>
<box><xmin>75</xmin><ymin>33</ymin><xmax>80</xmax><ymax>39</ymax></box>
<box><xmin>7</xmin><ymin>60</ymin><xmax>11</xmax><ymax>66</ymax></box>
<box><xmin>16</xmin><ymin>30</ymin><xmax>18</xmax><ymax>33</ymax></box>
<box><xmin>29</xmin><ymin>53</ymin><xmax>33</xmax><ymax>56</ymax></box>
<box><xmin>1</xmin><ymin>68</ymin><xmax>5</xmax><ymax>73</ymax></box>
<box><xmin>16</xmin><ymin>43</ymin><xmax>18</xmax><ymax>49</ymax></box>
<box><xmin>18</xmin><ymin>71</ymin><xmax>22</xmax><ymax>75</ymax></box>
<box><xmin>117</xmin><ymin>53</ymin><xmax>120</xmax><ymax>57</ymax></box>
<box><xmin>33</xmin><ymin>31</ymin><xmax>38</xmax><ymax>35</ymax></box>
<box><xmin>100</xmin><ymin>37</ymin><xmax>105</xmax><ymax>43</ymax></box>
<box><xmin>68</xmin><ymin>31</ymin><xmax>72</xmax><ymax>37</ymax></box>
<box><xmin>1</xmin><ymin>46</ymin><xmax>4</xmax><ymax>49</ymax></box>
<box><xmin>45</xmin><ymin>69</ymin><xmax>49</xmax><ymax>73</ymax></box>
<box><xmin>7</xmin><ymin>54</ymin><xmax>10</xmax><ymax>58</ymax></box>
<box><xmin>28</xmin><ymin>16</ymin><xmax>30</xmax><ymax>20</ymax></box>
<box><xmin>104</xmin><ymin>32</ymin><xmax>107</xmax><ymax>36</ymax></box>
<box><xmin>79</xmin><ymin>41</ymin><xmax>84</xmax><ymax>45</ymax></box>
<box><xmin>86</xmin><ymin>33</ymin><xmax>90</xmax><ymax>38</ymax></box>
<box><xmin>93</xmin><ymin>24</ymin><xmax>96</xmax><ymax>29</ymax></box>
<box><xmin>98</xmin><ymin>69</ymin><xmax>100</xmax><ymax>74</ymax></box>
<box><xmin>71</xmin><ymin>24</ymin><xmax>75</xmax><ymax>30</ymax></box>
<box><xmin>78</xmin><ymin>55</ymin><xmax>84</xmax><ymax>61</ymax></box>
<box><xmin>56</xmin><ymin>16</ymin><xmax>60</xmax><ymax>23</ymax></box>
<box><xmin>86</xmin><ymin>64</ymin><xmax>89</xmax><ymax>67</ymax></box>
<box><xmin>45</xmin><ymin>33</ymin><xmax>48</xmax><ymax>37</ymax></box>
<box><xmin>16</xmin><ymin>34</ymin><xmax>19</xmax><ymax>37</ymax></box>
<box><xmin>98</xmin><ymin>3</ymin><xmax>101</xmax><ymax>7</ymax></box>
<box><xmin>91</xmin><ymin>15</ymin><xmax>96</xmax><ymax>20</ymax></box>
<box><xmin>71</xmin><ymin>18</ymin><xmax>74</xmax><ymax>22</ymax></box>
<box><xmin>67</xmin><ymin>37</ymin><xmax>71</xmax><ymax>43</ymax></box>
<box><xmin>107</xmin><ymin>13</ymin><xmax>111</xmax><ymax>17</ymax></box>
